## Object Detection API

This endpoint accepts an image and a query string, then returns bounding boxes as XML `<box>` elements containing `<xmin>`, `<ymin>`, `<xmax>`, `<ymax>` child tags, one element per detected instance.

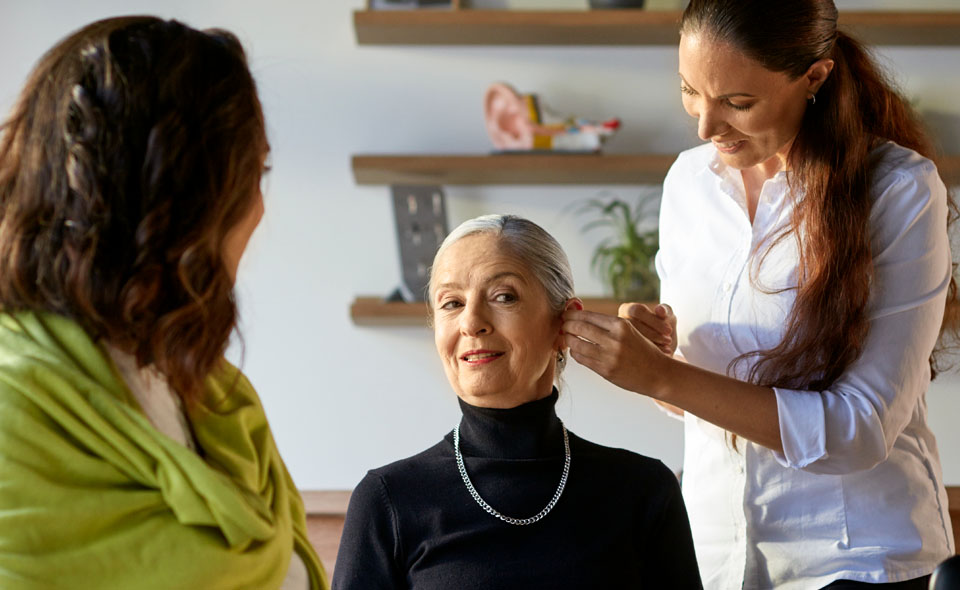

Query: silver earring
<box><xmin>808</xmin><ymin>93</ymin><xmax>817</xmax><ymax>106</ymax></box>
<box><xmin>557</xmin><ymin>350</ymin><xmax>565</xmax><ymax>365</ymax></box>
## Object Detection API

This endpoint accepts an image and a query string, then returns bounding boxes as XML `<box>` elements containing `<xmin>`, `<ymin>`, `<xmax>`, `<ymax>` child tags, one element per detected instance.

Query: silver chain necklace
<box><xmin>453</xmin><ymin>421</ymin><xmax>570</xmax><ymax>526</ymax></box>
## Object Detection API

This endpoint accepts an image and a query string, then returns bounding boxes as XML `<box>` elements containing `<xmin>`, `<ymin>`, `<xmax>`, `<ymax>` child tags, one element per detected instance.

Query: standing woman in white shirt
<box><xmin>562</xmin><ymin>0</ymin><xmax>957</xmax><ymax>588</ymax></box>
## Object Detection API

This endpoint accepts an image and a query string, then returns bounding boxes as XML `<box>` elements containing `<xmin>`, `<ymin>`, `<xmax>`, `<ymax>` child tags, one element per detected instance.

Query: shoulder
<box><xmin>368</xmin><ymin>438</ymin><xmax>449</xmax><ymax>478</ymax></box>
<box><xmin>665</xmin><ymin>142</ymin><xmax>715</xmax><ymax>185</ymax></box>
<box><xmin>352</xmin><ymin>439</ymin><xmax>450</xmax><ymax>504</ymax></box>
<box><xmin>569</xmin><ymin>432</ymin><xmax>679</xmax><ymax>485</ymax></box>
<box><xmin>660</xmin><ymin>143</ymin><xmax>718</xmax><ymax>225</ymax></box>
<box><xmin>868</xmin><ymin>142</ymin><xmax>943</xmax><ymax>196</ymax></box>
<box><xmin>867</xmin><ymin>142</ymin><xmax>948</xmax><ymax>241</ymax></box>
<box><xmin>868</xmin><ymin>142</ymin><xmax>945</xmax><ymax>204</ymax></box>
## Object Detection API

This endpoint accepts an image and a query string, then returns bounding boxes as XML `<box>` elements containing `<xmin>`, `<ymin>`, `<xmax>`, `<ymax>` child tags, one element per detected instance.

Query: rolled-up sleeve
<box><xmin>773</xmin><ymin>157</ymin><xmax>952</xmax><ymax>474</ymax></box>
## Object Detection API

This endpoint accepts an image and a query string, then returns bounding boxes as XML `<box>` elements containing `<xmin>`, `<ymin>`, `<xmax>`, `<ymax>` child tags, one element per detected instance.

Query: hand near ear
<box><xmin>561</xmin><ymin>307</ymin><xmax>669</xmax><ymax>398</ymax></box>
<box><xmin>618</xmin><ymin>302</ymin><xmax>677</xmax><ymax>357</ymax></box>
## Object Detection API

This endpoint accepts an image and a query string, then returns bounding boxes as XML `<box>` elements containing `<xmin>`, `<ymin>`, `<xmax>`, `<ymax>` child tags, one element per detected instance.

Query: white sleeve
<box><xmin>772</xmin><ymin>158</ymin><xmax>952</xmax><ymax>474</ymax></box>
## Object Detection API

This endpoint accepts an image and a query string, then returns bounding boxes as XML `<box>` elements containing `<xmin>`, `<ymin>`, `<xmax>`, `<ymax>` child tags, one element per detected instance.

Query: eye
<box><xmin>493</xmin><ymin>292</ymin><xmax>517</xmax><ymax>304</ymax></box>
<box><xmin>439</xmin><ymin>299</ymin><xmax>462</xmax><ymax>310</ymax></box>
<box><xmin>726</xmin><ymin>101</ymin><xmax>753</xmax><ymax>112</ymax></box>
<box><xmin>680</xmin><ymin>84</ymin><xmax>697</xmax><ymax>96</ymax></box>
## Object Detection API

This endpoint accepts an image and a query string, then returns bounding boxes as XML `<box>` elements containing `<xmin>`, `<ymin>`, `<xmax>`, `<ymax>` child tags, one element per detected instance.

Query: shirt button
<box><xmin>723</xmin><ymin>283</ymin><xmax>732</xmax><ymax>292</ymax></box>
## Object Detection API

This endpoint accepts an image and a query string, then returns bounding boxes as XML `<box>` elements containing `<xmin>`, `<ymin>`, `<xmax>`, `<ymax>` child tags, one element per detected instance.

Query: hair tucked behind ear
<box><xmin>682</xmin><ymin>0</ymin><xmax>958</xmax><ymax>391</ymax></box>
<box><xmin>0</xmin><ymin>16</ymin><xmax>268</xmax><ymax>401</ymax></box>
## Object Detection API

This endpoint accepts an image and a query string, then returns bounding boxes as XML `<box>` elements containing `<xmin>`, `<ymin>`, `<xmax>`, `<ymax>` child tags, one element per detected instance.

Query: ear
<box><xmin>554</xmin><ymin>297</ymin><xmax>583</xmax><ymax>348</ymax></box>
<box><xmin>564</xmin><ymin>297</ymin><xmax>584</xmax><ymax>312</ymax></box>
<box><xmin>804</xmin><ymin>58</ymin><xmax>835</xmax><ymax>96</ymax></box>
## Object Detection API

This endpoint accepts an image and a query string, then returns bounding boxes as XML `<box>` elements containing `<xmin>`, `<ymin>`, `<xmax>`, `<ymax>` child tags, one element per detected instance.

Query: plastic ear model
<box><xmin>483</xmin><ymin>82</ymin><xmax>621</xmax><ymax>152</ymax></box>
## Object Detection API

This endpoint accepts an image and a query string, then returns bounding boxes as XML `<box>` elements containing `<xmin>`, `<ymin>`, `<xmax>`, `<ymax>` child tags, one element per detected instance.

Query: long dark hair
<box><xmin>0</xmin><ymin>16</ymin><xmax>268</xmax><ymax>401</ymax></box>
<box><xmin>681</xmin><ymin>0</ymin><xmax>958</xmax><ymax>390</ymax></box>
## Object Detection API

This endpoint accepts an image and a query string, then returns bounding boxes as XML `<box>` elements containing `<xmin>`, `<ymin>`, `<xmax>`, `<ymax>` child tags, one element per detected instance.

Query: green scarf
<box><xmin>0</xmin><ymin>311</ymin><xmax>328</xmax><ymax>590</ymax></box>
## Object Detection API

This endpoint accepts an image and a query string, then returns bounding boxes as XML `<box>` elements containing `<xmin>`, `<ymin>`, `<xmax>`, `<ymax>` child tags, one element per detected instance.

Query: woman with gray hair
<box><xmin>333</xmin><ymin>215</ymin><xmax>702</xmax><ymax>589</ymax></box>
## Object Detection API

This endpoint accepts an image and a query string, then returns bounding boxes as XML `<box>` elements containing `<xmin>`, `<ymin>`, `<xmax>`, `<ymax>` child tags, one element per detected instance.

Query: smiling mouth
<box><xmin>461</xmin><ymin>351</ymin><xmax>504</xmax><ymax>363</ymax></box>
<box><xmin>714</xmin><ymin>139</ymin><xmax>746</xmax><ymax>153</ymax></box>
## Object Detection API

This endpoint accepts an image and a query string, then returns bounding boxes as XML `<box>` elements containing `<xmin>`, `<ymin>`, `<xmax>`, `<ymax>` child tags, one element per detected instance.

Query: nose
<box><xmin>459</xmin><ymin>300</ymin><xmax>492</xmax><ymax>337</ymax></box>
<box><xmin>696</xmin><ymin>103</ymin><xmax>728</xmax><ymax>141</ymax></box>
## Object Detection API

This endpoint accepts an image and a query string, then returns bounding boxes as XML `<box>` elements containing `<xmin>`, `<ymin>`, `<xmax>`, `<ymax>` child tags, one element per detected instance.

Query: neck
<box><xmin>456</xmin><ymin>389</ymin><xmax>563</xmax><ymax>459</ymax></box>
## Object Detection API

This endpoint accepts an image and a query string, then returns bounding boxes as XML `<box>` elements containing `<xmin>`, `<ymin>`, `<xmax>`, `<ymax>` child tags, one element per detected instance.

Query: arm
<box><xmin>769</xmin><ymin>162</ymin><xmax>951</xmax><ymax>473</ymax></box>
<box><xmin>331</xmin><ymin>473</ymin><xmax>405</xmax><ymax>590</ymax></box>
<box><xmin>617</xmin><ymin>302</ymin><xmax>685</xmax><ymax>418</ymax></box>
<box><xmin>562</xmin><ymin>316</ymin><xmax>783</xmax><ymax>451</ymax></box>
<box><xmin>564</xmin><ymin>156</ymin><xmax>950</xmax><ymax>471</ymax></box>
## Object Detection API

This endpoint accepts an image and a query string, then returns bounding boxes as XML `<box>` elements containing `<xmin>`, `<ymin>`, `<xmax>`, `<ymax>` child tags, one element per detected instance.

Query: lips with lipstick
<box><xmin>460</xmin><ymin>350</ymin><xmax>504</xmax><ymax>365</ymax></box>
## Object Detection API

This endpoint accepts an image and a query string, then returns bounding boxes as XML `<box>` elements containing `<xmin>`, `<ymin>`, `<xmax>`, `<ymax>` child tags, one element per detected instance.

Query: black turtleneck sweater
<box><xmin>332</xmin><ymin>391</ymin><xmax>702</xmax><ymax>589</ymax></box>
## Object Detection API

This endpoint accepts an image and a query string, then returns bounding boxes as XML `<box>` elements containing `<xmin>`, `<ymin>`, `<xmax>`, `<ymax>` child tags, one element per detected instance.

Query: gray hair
<box><xmin>428</xmin><ymin>214</ymin><xmax>576</xmax><ymax>376</ymax></box>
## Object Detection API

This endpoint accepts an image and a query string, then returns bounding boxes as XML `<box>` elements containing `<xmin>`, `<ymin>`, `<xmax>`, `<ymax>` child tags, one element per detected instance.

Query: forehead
<box><xmin>432</xmin><ymin>233</ymin><xmax>533</xmax><ymax>285</ymax></box>
<box><xmin>679</xmin><ymin>33</ymin><xmax>793</xmax><ymax>95</ymax></box>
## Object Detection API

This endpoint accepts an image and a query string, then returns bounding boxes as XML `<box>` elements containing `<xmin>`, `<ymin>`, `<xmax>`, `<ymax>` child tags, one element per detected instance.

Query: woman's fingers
<box><xmin>617</xmin><ymin>302</ymin><xmax>678</xmax><ymax>355</ymax></box>
<box><xmin>563</xmin><ymin>312</ymin><xmax>653</xmax><ymax>382</ymax></box>
<box><xmin>562</xmin><ymin>318</ymin><xmax>609</xmax><ymax>346</ymax></box>
<box><xmin>619</xmin><ymin>303</ymin><xmax>670</xmax><ymax>335</ymax></box>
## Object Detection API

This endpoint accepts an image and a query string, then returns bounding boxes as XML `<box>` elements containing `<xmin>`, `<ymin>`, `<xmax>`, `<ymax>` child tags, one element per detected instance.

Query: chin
<box><xmin>718</xmin><ymin>151</ymin><xmax>759</xmax><ymax>171</ymax></box>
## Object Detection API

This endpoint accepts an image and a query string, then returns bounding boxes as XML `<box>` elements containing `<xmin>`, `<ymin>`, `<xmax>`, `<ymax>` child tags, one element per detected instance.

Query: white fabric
<box><xmin>106</xmin><ymin>344</ymin><xmax>198</xmax><ymax>450</ymax></box>
<box><xmin>657</xmin><ymin>141</ymin><xmax>955</xmax><ymax>590</ymax></box>
<box><xmin>105</xmin><ymin>345</ymin><xmax>311</xmax><ymax>590</ymax></box>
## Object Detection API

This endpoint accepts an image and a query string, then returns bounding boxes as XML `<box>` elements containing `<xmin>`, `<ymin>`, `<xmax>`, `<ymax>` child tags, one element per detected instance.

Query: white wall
<box><xmin>1</xmin><ymin>0</ymin><xmax>957</xmax><ymax>490</ymax></box>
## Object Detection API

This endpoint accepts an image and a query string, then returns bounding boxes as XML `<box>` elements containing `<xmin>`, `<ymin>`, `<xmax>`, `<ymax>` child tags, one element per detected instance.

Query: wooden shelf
<box><xmin>350</xmin><ymin>296</ymin><xmax>631</xmax><ymax>326</ymax></box>
<box><xmin>352</xmin><ymin>297</ymin><xmax>960</xmax><ymax>329</ymax></box>
<box><xmin>301</xmin><ymin>490</ymin><xmax>351</xmax><ymax>516</ymax></box>
<box><xmin>353</xmin><ymin>153</ymin><xmax>676</xmax><ymax>185</ymax></box>
<box><xmin>353</xmin><ymin>153</ymin><xmax>960</xmax><ymax>186</ymax></box>
<box><xmin>354</xmin><ymin>10</ymin><xmax>960</xmax><ymax>46</ymax></box>
<box><xmin>350</xmin><ymin>297</ymin><xmax>432</xmax><ymax>327</ymax></box>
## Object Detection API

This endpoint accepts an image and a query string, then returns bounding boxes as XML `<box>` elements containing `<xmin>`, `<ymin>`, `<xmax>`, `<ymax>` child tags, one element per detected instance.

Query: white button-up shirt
<box><xmin>656</xmin><ymin>142</ymin><xmax>955</xmax><ymax>589</ymax></box>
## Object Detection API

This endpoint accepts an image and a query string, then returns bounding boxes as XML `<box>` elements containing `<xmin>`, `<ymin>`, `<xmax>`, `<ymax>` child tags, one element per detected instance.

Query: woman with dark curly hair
<box><xmin>563</xmin><ymin>0</ymin><xmax>956</xmax><ymax>588</ymax></box>
<box><xmin>0</xmin><ymin>16</ymin><xmax>327</xmax><ymax>590</ymax></box>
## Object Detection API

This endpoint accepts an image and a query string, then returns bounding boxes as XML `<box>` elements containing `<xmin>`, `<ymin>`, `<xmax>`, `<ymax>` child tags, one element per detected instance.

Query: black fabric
<box><xmin>821</xmin><ymin>576</ymin><xmax>931</xmax><ymax>589</ymax></box>
<box><xmin>332</xmin><ymin>391</ymin><xmax>703</xmax><ymax>590</ymax></box>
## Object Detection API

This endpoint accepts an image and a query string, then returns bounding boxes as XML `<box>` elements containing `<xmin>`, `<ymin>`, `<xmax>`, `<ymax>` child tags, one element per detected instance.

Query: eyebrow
<box><xmin>678</xmin><ymin>74</ymin><xmax>756</xmax><ymax>99</ymax></box>
<box><xmin>434</xmin><ymin>271</ymin><xmax>528</xmax><ymax>293</ymax></box>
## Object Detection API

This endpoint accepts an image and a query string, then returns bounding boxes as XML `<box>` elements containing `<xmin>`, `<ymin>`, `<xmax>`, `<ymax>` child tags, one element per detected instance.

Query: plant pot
<box><xmin>589</xmin><ymin>0</ymin><xmax>646</xmax><ymax>9</ymax></box>
<box><xmin>617</xmin><ymin>268</ymin><xmax>660</xmax><ymax>302</ymax></box>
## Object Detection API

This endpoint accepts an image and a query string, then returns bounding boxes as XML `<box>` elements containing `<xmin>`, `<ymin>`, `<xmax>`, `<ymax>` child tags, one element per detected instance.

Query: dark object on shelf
<box><xmin>369</xmin><ymin>0</ymin><xmax>453</xmax><ymax>9</ymax></box>
<box><xmin>589</xmin><ymin>0</ymin><xmax>645</xmax><ymax>9</ymax></box>
<box><xmin>930</xmin><ymin>555</ymin><xmax>960</xmax><ymax>590</ymax></box>
<box><xmin>390</xmin><ymin>185</ymin><xmax>448</xmax><ymax>302</ymax></box>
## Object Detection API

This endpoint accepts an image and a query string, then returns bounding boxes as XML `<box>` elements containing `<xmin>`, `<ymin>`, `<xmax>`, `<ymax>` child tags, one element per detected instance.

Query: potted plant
<box><xmin>579</xmin><ymin>191</ymin><xmax>660</xmax><ymax>302</ymax></box>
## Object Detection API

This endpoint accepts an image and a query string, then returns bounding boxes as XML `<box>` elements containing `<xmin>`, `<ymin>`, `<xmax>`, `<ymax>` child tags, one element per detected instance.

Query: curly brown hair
<box><xmin>0</xmin><ymin>16</ymin><xmax>268</xmax><ymax>401</ymax></box>
<box><xmin>681</xmin><ymin>0</ymin><xmax>958</xmax><ymax>391</ymax></box>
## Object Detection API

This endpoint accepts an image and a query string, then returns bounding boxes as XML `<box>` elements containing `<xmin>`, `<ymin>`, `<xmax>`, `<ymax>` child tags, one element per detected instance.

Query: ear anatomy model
<box><xmin>483</xmin><ymin>82</ymin><xmax>621</xmax><ymax>152</ymax></box>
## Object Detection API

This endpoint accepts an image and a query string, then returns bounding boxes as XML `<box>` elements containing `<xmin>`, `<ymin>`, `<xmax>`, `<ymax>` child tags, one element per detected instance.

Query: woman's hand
<box><xmin>563</xmin><ymin>306</ymin><xmax>782</xmax><ymax>451</ymax></box>
<box><xmin>618</xmin><ymin>303</ymin><xmax>677</xmax><ymax>357</ymax></box>
<box><xmin>561</xmin><ymin>309</ymin><xmax>669</xmax><ymax>399</ymax></box>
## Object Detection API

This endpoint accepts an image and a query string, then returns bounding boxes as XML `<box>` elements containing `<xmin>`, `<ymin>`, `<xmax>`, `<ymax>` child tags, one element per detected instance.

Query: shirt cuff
<box><xmin>772</xmin><ymin>387</ymin><xmax>827</xmax><ymax>469</ymax></box>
